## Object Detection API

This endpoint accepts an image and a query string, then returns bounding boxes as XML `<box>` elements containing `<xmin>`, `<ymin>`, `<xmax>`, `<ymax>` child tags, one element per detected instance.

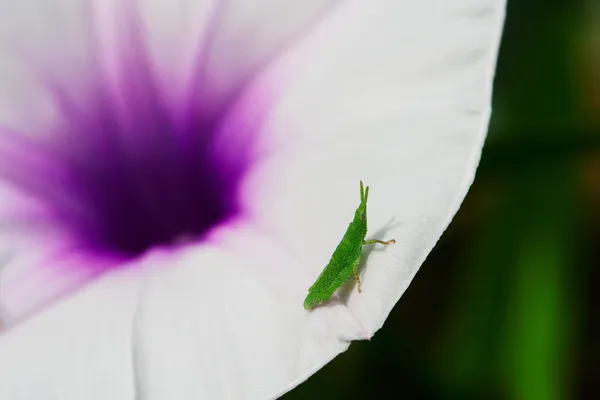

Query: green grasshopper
<box><xmin>303</xmin><ymin>181</ymin><xmax>395</xmax><ymax>310</ymax></box>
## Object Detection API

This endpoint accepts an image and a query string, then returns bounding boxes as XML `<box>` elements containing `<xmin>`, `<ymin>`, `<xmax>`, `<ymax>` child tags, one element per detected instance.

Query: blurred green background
<box><xmin>283</xmin><ymin>0</ymin><xmax>599</xmax><ymax>399</ymax></box>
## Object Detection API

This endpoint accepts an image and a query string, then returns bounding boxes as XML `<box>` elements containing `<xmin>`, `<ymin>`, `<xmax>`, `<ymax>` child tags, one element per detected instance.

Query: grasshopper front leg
<box><xmin>354</xmin><ymin>238</ymin><xmax>395</xmax><ymax>293</ymax></box>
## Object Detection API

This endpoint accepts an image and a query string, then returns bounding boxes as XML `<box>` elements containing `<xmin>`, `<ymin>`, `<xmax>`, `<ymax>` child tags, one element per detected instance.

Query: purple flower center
<box><xmin>67</xmin><ymin>99</ymin><xmax>246</xmax><ymax>258</ymax></box>
<box><xmin>1</xmin><ymin>62</ymin><xmax>260</xmax><ymax>261</ymax></box>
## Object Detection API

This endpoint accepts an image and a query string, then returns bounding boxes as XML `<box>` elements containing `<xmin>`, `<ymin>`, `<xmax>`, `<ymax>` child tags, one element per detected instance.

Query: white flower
<box><xmin>0</xmin><ymin>0</ymin><xmax>505</xmax><ymax>398</ymax></box>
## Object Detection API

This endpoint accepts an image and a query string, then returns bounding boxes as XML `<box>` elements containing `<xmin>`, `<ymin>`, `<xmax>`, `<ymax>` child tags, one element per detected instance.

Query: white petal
<box><xmin>135</xmin><ymin>222</ymin><xmax>365</xmax><ymax>400</ymax></box>
<box><xmin>135</xmin><ymin>2</ymin><xmax>505</xmax><ymax>398</ymax></box>
<box><xmin>244</xmin><ymin>0</ymin><xmax>505</xmax><ymax>336</ymax></box>
<box><xmin>0</xmin><ymin>264</ymin><xmax>145</xmax><ymax>400</ymax></box>
<box><xmin>0</xmin><ymin>0</ymin><xmax>101</xmax><ymax>135</ymax></box>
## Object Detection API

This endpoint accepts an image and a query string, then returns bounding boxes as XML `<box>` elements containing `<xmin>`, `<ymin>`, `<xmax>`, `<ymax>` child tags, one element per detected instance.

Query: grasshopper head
<box><xmin>355</xmin><ymin>181</ymin><xmax>369</xmax><ymax>223</ymax></box>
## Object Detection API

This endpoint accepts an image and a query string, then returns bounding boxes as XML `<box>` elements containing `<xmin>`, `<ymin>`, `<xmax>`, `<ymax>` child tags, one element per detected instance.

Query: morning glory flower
<box><xmin>0</xmin><ymin>0</ymin><xmax>505</xmax><ymax>399</ymax></box>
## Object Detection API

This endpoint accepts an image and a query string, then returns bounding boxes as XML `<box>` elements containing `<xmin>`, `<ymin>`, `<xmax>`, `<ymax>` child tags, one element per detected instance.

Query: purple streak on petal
<box><xmin>0</xmin><ymin>129</ymin><xmax>94</xmax><ymax>226</ymax></box>
<box><xmin>0</xmin><ymin>243</ymin><xmax>121</xmax><ymax>332</ymax></box>
<box><xmin>182</xmin><ymin>0</ymin><xmax>341</xmax><ymax>121</ymax></box>
<box><xmin>90</xmin><ymin>2</ymin><xmax>195</xmax><ymax>238</ymax></box>
<box><xmin>182</xmin><ymin>0</ymin><xmax>232</xmax><ymax>119</ymax></box>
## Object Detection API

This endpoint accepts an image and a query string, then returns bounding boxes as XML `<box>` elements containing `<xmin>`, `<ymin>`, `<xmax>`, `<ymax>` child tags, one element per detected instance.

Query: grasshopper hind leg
<box><xmin>355</xmin><ymin>275</ymin><xmax>362</xmax><ymax>292</ymax></box>
<box><xmin>352</xmin><ymin>258</ymin><xmax>363</xmax><ymax>293</ymax></box>
<box><xmin>363</xmin><ymin>238</ymin><xmax>396</xmax><ymax>245</ymax></box>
